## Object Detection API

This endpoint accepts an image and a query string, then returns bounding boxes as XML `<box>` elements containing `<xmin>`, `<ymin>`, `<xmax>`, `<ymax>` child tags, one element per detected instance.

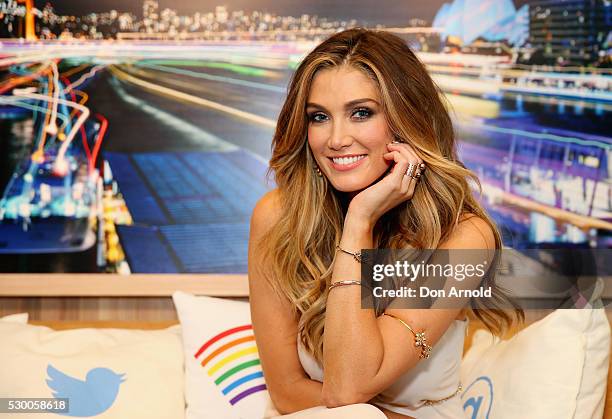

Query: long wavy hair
<box><xmin>259</xmin><ymin>28</ymin><xmax>523</xmax><ymax>364</ymax></box>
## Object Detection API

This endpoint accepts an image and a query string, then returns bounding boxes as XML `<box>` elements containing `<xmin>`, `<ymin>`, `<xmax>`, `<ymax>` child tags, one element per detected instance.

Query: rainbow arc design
<box><xmin>194</xmin><ymin>324</ymin><xmax>267</xmax><ymax>405</ymax></box>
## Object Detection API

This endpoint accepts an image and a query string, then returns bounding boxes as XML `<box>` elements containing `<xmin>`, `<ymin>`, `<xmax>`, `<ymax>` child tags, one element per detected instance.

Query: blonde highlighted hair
<box><xmin>259</xmin><ymin>28</ymin><xmax>523</xmax><ymax>364</ymax></box>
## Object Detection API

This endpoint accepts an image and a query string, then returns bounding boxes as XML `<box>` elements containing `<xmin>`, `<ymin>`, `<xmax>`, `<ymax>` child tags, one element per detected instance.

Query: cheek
<box><xmin>307</xmin><ymin>126</ymin><xmax>326</xmax><ymax>150</ymax></box>
<box><xmin>358</xmin><ymin>120</ymin><xmax>393</xmax><ymax>149</ymax></box>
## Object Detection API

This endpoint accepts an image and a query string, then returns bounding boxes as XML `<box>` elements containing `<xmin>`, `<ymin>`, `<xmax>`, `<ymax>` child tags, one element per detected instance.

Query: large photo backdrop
<box><xmin>0</xmin><ymin>0</ymin><xmax>610</xmax><ymax>274</ymax></box>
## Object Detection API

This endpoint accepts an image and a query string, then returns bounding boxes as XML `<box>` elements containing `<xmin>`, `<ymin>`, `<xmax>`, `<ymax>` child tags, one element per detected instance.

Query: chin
<box><xmin>329</xmin><ymin>179</ymin><xmax>371</xmax><ymax>193</ymax></box>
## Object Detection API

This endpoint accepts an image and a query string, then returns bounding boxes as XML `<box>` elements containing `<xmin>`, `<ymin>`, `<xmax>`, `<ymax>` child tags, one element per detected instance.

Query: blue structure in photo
<box><xmin>433</xmin><ymin>0</ymin><xmax>529</xmax><ymax>46</ymax></box>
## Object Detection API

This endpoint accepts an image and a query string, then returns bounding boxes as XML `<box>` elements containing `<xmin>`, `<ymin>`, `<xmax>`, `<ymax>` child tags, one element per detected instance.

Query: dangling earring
<box><xmin>314</xmin><ymin>164</ymin><xmax>323</xmax><ymax>177</ymax></box>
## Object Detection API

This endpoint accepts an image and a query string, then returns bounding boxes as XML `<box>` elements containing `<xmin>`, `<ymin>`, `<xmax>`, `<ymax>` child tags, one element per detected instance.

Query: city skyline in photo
<box><xmin>41</xmin><ymin>0</ymin><xmax>530</xmax><ymax>26</ymax></box>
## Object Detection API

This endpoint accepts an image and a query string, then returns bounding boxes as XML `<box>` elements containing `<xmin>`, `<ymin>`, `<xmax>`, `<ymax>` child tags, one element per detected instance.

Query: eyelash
<box><xmin>308</xmin><ymin>107</ymin><xmax>373</xmax><ymax>123</ymax></box>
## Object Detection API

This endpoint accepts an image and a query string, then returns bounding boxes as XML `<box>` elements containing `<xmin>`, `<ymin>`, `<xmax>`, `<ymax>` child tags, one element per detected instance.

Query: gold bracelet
<box><xmin>382</xmin><ymin>313</ymin><xmax>432</xmax><ymax>359</ymax></box>
<box><xmin>328</xmin><ymin>280</ymin><xmax>362</xmax><ymax>291</ymax></box>
<box><xmin>335</xmin><ymin>245</ymin><xmax>362</xmax><ymax>263</ymax></box>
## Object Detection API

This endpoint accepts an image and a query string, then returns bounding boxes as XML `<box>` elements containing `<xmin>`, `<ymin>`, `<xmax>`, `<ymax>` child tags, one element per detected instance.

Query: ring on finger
<box><xmin>405</xmin><ymin>163</ymin><xmax>418</xmax><ymax>178</ymax></box>
<box><xmin>414</xmin><ymin>162</ymin><xmax>426</xmax><ymax>179</ymax></box>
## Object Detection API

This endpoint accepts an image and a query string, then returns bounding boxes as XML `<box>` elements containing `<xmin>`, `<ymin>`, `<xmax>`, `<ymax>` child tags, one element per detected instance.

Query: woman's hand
<box><xmin>347</xmin><ymin>141</ymin><xmax>424</xmax><ymax>227</ymax></box>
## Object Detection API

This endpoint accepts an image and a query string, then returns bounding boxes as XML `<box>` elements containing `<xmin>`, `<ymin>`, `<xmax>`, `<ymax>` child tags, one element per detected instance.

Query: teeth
<box><xmin>332</xmin><ymin>155</ymin><xmax>366</xmax><ymax>165</ymax></box>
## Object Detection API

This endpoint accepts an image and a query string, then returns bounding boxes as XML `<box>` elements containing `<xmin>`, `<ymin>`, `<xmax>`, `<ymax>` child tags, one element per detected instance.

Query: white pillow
<box><xmin>1</xmin><ymin>312</ymin><xmax>28</xmax><ymax>323</ymax></box>
<box><xmin>461</xmin><ymin>309</ymin><xmax>610</xmax><ymax>419</ymax></box>
<box><xmin>173</xmin><ymin>291</ymin><xmax>271</xmax><ymax>419</ymax></box>
<box><xmin>0</xmin><ymin>322</ymin><xmax>185</xmax><ymax>419</ymax></box>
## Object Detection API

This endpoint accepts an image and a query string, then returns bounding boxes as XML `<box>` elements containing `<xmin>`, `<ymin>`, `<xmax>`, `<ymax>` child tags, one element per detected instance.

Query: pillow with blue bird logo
<box><xmin>0</xmin><ymin>321</ymin><xmax>185</xmax><ymax>419</ymax></box>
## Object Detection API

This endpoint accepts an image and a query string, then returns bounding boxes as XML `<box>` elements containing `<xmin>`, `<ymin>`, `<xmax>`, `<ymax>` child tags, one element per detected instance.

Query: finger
<box><xmin>389</xmin><ymin>150</ymin><xmax>410</xmax><ymax>185</ymax></box>
<box><xmin>387</xmin><ymin>142</ymin><xmax>420</xmax><ymax>163</ymax></box>
<box><xmin>400</xmin><ymin>164</ymin><xmax>416</xmax><ymax>194</ymax></box>
<box><xmin>384</xmin><ymin>151</ymin><xmax>401</xmax><ymax>174</ymax></box>
<box><xmin>387</xmin><ymin>142</ymin><xmax>417</xmax><ymax>153</ymax></box>
<box><xmin>384</xmin><ymin>150</ymin><xmax>414</xmax><ymax>167</ymax></box>
<box><xmin>383</xmin><ymin>151</ymin><xmax>395</xmax><ymax>160</ymax></box>
<box><xmin>388</xmin><ymin>143</ymin><xmax>424</xmax><ymax>187</ymax></box>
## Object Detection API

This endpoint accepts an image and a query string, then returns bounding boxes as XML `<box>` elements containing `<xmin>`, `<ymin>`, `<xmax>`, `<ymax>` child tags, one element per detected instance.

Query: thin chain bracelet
<box><xmin>328</xmin><ymin>280</ymin><xmax>362</xmax><ymax>291</ymax></box>
<box><xmin>335</xmin><ymin>244</ymin><xmax>362</xmax><ymax>263</ymax></box>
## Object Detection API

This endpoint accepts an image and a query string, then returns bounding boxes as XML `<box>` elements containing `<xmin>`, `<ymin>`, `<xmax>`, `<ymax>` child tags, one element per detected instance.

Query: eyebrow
<box><xmin>306</xmin><ymin>98</ymin><xmax>379</xmax><ymax>111</ymax></box>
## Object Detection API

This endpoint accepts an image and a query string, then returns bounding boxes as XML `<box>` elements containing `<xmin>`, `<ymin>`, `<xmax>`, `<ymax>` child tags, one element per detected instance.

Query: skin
<box><xmin>249</xmin><ymin>64</ymin><xmax>494</xmax><ymax>418</ymax></box>
<box><xmin>306</xmin><ymin>65</ymin><xmax>421</xmax><ymax>219</ymax></box>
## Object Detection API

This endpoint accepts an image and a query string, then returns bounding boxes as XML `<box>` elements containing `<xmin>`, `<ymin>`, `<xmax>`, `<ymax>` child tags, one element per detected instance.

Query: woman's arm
<box><xmin>321</xmin><ymin>141</ymin><xmax>495</xmax><ymax>406</ymax></box>
<box><xmin>249</xmin><ymin>189</ymin><xmax>325</xmax><ymax>414</ymax></box>
<box><xmin>322</xmin><ymin>212</ymin><xmax>495</xmax><ymax>407</ymax></box>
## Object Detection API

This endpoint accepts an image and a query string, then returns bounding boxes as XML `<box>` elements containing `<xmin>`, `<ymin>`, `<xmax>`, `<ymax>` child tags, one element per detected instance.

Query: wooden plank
<box><xmin>0</xmin><ymin>274</ymin><xmax>249</xmax><ymax>297</ymax></box>
<box><xmin>30</xmin><ymin>320</ymin><xmax>179</xmax><ymax>330</ymax></box>
<box><xmin>0</xmin><ymin>296</ymin><xmax>249</xmax><ymax>321</ymax></box>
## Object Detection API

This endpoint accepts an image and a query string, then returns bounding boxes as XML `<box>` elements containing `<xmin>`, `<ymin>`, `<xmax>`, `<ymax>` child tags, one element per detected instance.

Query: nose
<box><xmin>327</xmin><ymin>120</ymin><xmax>353</xmax><ymax>150</ymax></box>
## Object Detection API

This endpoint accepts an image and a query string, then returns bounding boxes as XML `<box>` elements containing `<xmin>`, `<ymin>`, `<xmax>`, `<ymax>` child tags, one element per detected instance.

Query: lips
<box><xmin>328</xmin><ymin>154</ymin><xmax>367</xmax><ymax>172</ymax></box>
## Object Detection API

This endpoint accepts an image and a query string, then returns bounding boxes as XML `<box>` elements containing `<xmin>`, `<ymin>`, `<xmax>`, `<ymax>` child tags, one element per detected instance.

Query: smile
<box><xmin>329</xmin><ymin>155</ymin><xmax>367</xmax><ymax>171</ymax></box>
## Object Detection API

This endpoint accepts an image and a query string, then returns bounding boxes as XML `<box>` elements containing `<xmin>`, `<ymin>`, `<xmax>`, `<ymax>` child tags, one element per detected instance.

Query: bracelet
<box><xmin>328</xmin><ymin>280</ymin><xmax>362</xmax><ymax>291</ymax></box>
<box><xmin>335</xmin><ymin>245</ymin><xmax>362</xmax><ymax>263</ymax></box>
<box><xmin>382</xmin><ymin>313</ymin><xmax>432</xmax><ymax>359</ymax></box>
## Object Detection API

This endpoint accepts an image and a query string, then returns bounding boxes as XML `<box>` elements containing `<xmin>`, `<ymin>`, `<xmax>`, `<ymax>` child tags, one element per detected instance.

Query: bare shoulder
<box><xmin>251</xmin><ymin>188</ymin><xmax>281</xmax><ymax>227</ymax></box>
<box><xmin>440</xmin><ymin>213</ymin><xmax>496</xmax><ymax>250</ymax></box>
<box><xmin>250</xmin><ymin>188</ymin><xmax>283</xmax><ymax>235</ymax></box>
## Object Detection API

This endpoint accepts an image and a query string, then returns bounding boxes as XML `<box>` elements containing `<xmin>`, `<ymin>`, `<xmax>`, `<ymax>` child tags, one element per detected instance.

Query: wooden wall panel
<box><xmin>0</xmin><ymin>297</ymin><xmax>248</xmax><ymax>321</ymax></box>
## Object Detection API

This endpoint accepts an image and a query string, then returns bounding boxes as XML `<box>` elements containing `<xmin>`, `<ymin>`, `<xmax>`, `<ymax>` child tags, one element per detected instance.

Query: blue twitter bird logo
<box><xmin>46</xmin><ymin>364</ymin><xmax>126</xmax><ymax>417</ymax></box>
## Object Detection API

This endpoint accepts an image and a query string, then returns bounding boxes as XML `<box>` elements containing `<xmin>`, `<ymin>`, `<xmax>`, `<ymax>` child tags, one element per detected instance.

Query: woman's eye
<box><xmin>352</xmin><ymin>108</ymin><xmax>372</xmax><ymax>120</ymax></box>
<box><xmin>309</xmin><ymin>112</ymin><xmax>328</xmax><ymax>123</ymax></box>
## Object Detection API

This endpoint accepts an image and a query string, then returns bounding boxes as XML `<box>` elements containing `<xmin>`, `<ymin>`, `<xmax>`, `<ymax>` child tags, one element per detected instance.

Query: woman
<box><xmin>248</xmin><ymin>28</ymin><xmax>522</xmax><ymax>419</ymax></box>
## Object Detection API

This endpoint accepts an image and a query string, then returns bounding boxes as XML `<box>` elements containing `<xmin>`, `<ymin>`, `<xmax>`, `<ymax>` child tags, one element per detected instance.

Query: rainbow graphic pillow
<box><xmin>173</xmin><ymin>291</ymin><xmax>272</xmax><ymax>419</ymax></box>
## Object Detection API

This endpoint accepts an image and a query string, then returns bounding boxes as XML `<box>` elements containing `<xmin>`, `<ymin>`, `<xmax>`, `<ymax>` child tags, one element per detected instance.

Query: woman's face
<box><xmin>306</xmin><ymin>65</ymin><xmax>395</xmax><ymax>194</ymax></box>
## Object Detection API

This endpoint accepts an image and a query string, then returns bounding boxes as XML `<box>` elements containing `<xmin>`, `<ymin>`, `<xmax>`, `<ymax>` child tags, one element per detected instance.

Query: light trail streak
<box><xmin>108</xmin><ymin>76</ymin><xmax>237</xmax><ymax>152</ymax></box>
<box><xmin>0</xmin><ymin>42</ymin><xmax>294</xmax><ymax>69</ymax></box>
<box><xmin>63</xmin><ymin>85</ymin><xmax>92</xmax><ymax>172</ymax></box>
<box><xmin>109</xmin><ymin>65</ymin><xmax>277</xmax><ymax>129</ymax></box>
<box><xmin>137</xmin><ymin>59</ymin><xmax>282</xmax><ymax>77</ymax></box>
<box><xmin>32</xmin><ymin>70</ymin><xmax>55</xmax><ymax>162</ymax></box>
<box><xmin>135</xmin><ymin>62</ymin><xmax>285</xmax><ymax>93</ymax></box>
<box><xmin>0</xmin><ymin>62</ymin><xmax>50</xmax><ymax>94</ymax></box>
<box><xmin>12</xmin><ymin>90</ymin><xmax>91</xmax><ymax>174</ymax></box>
<box><xmin>64</xmin><ymin>65</ymin><xmax>106</xmax><ymax>93</ymax></box>
<box><xmin>60</xmin><ymin>63</ymin><xmax>89</xmax><ymax>78</ymax></box>
<box><xmin>0</xmin><ymin>96</ymin><xmax>70</xmax><ymax>126</ymax></box>
<box><xmin>46</xmin><ymin>61</ymin><xmax>60</xmax><ymax>136</ymax></box>
<box><xmin>91</xmin><ymin>114</ymin><xmax>108</xmax><ymax>169</ymax></box>
<box><xmin>0</xmin><ymin>96</ymin><xmax>72</xmax><ymax>217</ymax></box>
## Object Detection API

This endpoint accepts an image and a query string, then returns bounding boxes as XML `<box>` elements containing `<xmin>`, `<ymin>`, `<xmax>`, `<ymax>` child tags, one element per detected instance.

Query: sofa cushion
<box><xmin>461</xmin><ymin>309</ymin><xmax>610</xmax><ymax>419</ymax></box>
<box><xmin>0</xmin><ymin>321</ymin><xmax>185</xmax><ymax>419</ymax></box>
<box><xmin>173</xmin><ymin>291</ymin><xmax>271</xmax><ymax>419</ymax></box>
<box><xmin>1</xmin><ymin>312</ymin><xmax>28</xmax><ymax>323</ymax></box>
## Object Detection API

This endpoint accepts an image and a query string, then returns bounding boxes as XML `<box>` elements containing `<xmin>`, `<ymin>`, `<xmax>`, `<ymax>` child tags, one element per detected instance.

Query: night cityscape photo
<box><xmin>0</xmin><ymin>0</ymin><xmax>610</xmax><ymax>274</ymax></box>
